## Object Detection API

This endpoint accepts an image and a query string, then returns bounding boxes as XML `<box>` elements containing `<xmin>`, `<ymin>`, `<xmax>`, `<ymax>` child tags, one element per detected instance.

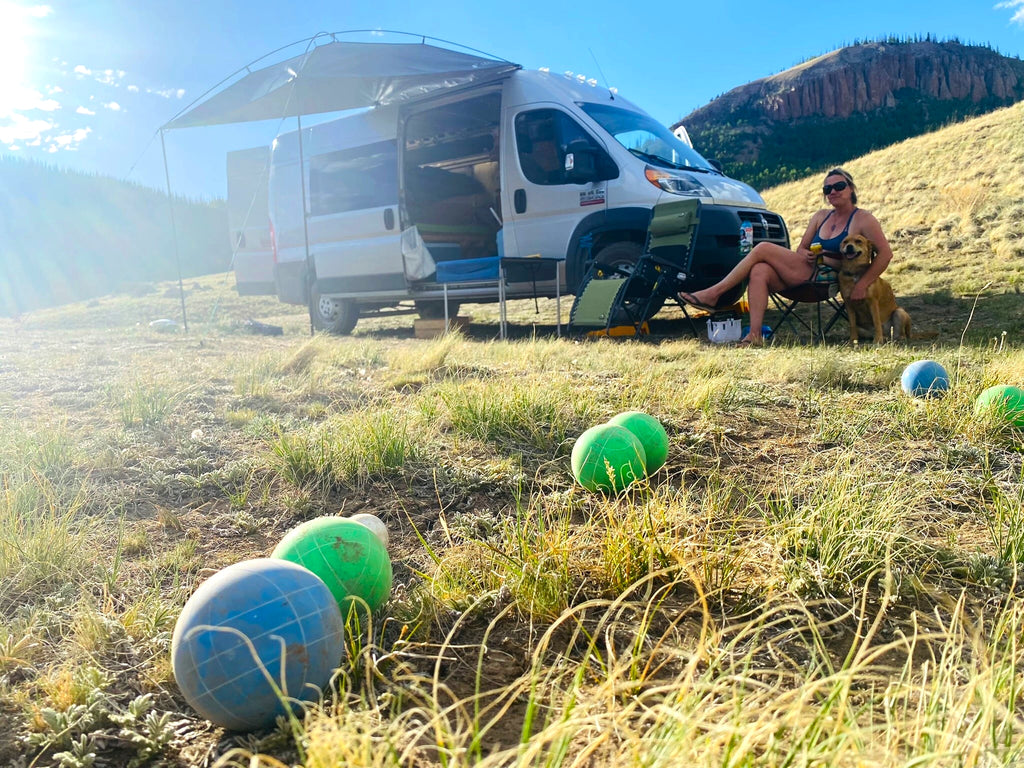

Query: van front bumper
<box><xmin>687</xmin><ymin>204</ymin><xmax>789</xmax><ymax>289</ymax></box>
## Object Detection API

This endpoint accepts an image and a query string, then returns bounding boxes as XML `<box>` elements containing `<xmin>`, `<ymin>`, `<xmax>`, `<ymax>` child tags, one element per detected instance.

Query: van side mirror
<box><xmin>565</xmin><ymin>139</ymin><xmax>599</xmax><ymax>184</ymax></box>
<box><xmin>708</xmin><ymin>158</ymin><xmax>724</xmax><ymax>173</ymax></box>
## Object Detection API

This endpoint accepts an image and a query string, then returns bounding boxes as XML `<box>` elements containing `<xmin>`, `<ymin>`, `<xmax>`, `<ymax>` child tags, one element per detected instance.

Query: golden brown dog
<box><xmin>838</xmin><ymin>235</ymin><xmax>911</xmax><ymax>343</ymax></box>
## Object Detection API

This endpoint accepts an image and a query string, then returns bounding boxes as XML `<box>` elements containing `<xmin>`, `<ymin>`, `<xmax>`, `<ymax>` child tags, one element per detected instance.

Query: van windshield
<box><xmin>579</xmin><ymin>103</ymin><xmax>715</xmax><ymax>172</ymax></box>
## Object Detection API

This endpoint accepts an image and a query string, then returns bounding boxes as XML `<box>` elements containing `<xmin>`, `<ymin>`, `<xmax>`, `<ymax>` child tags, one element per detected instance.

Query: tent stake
<box><xmin>159</xmin><ymin>129</ymin><xmax>189</xmax><ymax>333</ymax></box>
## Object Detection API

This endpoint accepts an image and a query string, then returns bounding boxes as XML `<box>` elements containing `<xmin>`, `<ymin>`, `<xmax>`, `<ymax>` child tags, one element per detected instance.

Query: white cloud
<box><xmin>95</xmin><ymin>68</ymin><xmax>127</xmax><ymax>86</ymax></box>
<box><xmin>127</xmin><ymin>84</ymin><xmax>139</xmax><ymax>93</ymax></box>
<box><xmin>0</xmin><ymin>85</ymin><xmax>60</xmax><ymax>118</ymax></box>
<box><xmin>0</xmin><ymin>113</ymin><xmax>54</xmax><ymax>145</ymax></box>
<box><xmin>76</xmin><ymin>106</ymin><xmax>95</xmax><ymax>115</ymax></box>
<box><xmin>51</xmin><ymin>126</ymin><xmax>91</xmax><ymax>150</ymax></box>
<box><xmin>46</xmin><ymin>85</ymin><xmax>63</xmax><ymax>95</ymax></box>
<box><xmin>996</xmin><ymin>0</ymin><xmax>1024</xmax><ymax>24</ymax></box>
<box><xmin>73</xmin><ymin>64</ymin><xmax>91</xmax><ymax>77</ymax></box>
<box><xmin>146</xmin><ymin>87</ymin><xmax>186</xmax><ymax>99</ymax></box>
<box><xmin>25</xmin><ymin>5</ymin><xmax>53</xmax><ymax>18</ymax></box>
<box><xmin>102</xmin><ymin>101</ymin><xmax>121</xmax><ymax>111</ymax></box>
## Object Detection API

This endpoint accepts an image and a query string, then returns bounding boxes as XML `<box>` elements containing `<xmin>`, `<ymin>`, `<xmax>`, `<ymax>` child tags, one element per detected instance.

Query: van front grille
<box><xmin>739</xmin><ymin>211</ymin><xmax>787</xmax><ymax>244</ymax></box>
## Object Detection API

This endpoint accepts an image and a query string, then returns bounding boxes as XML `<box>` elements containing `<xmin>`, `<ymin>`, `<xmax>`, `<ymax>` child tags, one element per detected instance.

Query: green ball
<box><xmin>975</xmin><ymin>385</ymin><xmax>1024</xmax><ymax>427</ymax></box>
<box><xmin>608</xmin><ymin>411</ymin><xmax>669</xmax><ymax>472</ymax></box>
<box><xmin>272</xmin><ymin>517</ymin><xmax>393</xmax><ymax>614</ymax></box>
<box><xmin>571</xmin><ymin>423</ymin><xmax>647</xmax><ymax>493</ymax></box>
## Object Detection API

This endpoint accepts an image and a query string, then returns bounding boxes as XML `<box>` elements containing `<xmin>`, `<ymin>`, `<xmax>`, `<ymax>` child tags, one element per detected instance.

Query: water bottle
<box><xmin>739</xmin><ymin>220</ymin><xmax>753</xmax><ymax>256</ymax></box>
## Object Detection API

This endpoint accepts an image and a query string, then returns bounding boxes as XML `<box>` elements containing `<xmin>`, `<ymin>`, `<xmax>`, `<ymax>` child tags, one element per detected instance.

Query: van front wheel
<box><xmin>311</xmin><ymin>289</ymin><xmax>358</xmax><ymax>335</ymax></box>
<box><xmin>594</xmin><ymin>240</ymin><xmax>642</xmax><ymax>275</ymax></box>
<box><xmin>592</xmin><ymin>240</ymin><xmax>665</xmax><ymax>320</ymax></box>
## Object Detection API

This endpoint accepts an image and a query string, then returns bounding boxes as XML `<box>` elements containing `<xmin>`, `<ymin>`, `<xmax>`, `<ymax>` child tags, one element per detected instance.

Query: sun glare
<box><xmin>0</xmin><ymin>2</ymin><xmax>47</xmax><ymax>117</ymax></box>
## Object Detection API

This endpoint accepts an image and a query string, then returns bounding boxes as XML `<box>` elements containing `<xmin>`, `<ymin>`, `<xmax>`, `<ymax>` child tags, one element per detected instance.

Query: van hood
<box><xmin>696</xmin><ymin>174</ymin><xmax>766</xmax><ymax>208</ymax></box>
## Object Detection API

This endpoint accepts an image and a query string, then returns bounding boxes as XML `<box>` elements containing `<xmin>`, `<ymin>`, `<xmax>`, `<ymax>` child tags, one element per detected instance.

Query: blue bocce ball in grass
<box><xmin>900</xmin><ymin>360</ymin><xmax>950</xmax><ymax>398</ymax></box>
<box><xmin>571</xmin><ymin>423</ymin><xmax>647</xmax><ymax>493</ymax></box>
<box><xmin>171</xmin><ymin>558</ymin><xmax>344</xmax><ymax>731</ymax></box>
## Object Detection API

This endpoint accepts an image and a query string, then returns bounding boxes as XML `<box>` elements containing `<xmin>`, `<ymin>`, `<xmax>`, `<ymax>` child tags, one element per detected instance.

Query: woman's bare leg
<box><xmin>685</xmin><ymin>242</ymin><xmax>814</xmax><ymax>307</ymax></box>
<box><xmin>741</xmin><ymin>262</ymin><xmax>786</xmax><ymax>342</ymax></box>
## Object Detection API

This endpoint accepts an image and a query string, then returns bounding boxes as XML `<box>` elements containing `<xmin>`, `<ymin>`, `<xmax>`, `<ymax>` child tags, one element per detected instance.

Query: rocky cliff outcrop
<box><xmin>674</xmin><ymin>41</ymin><xmax>1024</xmax><ymax>189</ymax></box>
<box><xmin>676</xmin><ymin>41</ymin><xmax>1024</xmax><ymax>127</ymax></box>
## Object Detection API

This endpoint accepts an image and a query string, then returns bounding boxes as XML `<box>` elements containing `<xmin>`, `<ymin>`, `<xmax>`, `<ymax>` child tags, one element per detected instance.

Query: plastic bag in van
<box><xmin>401</xmin><ymin>226</ymin><xmax>437</xmax><ymax>281</ymax></box>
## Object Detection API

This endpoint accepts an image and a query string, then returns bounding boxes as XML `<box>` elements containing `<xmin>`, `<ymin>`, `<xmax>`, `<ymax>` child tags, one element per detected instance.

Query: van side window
<box><xmin>309</xmin><ymin>140</ymin><xmax>397</xmax><ymax>216</ymax></box>
<box><xmin>514</xmin><ymin>110</ymin><xmax>617</xmax><ymax>185</ymax></box>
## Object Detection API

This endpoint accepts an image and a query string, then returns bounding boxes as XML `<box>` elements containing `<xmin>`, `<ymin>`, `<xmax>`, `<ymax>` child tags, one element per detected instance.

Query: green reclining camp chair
<box><xmin>569</xmin><ymin>198</ymin><xmax>702</xmax><ymax>335</ymax></box>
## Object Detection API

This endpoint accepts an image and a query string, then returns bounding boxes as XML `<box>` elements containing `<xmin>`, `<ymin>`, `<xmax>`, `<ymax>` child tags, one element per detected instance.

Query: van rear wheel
<box><xmin>311</xmin><ymin>289</ymin><xmax>358</xmax><ymax>335</ymax></box>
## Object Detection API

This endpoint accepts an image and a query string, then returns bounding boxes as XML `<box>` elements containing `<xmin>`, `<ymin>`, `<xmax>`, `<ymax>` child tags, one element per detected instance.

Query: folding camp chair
<box><xmin>569</xmin><ymin>198</ymin><xmax>705</xmax><ymax>336</ymax></box>
<box><xmin>769</xmin><ymin>262</ymin><xmax>847</xmax><ymax>344</ymax></box>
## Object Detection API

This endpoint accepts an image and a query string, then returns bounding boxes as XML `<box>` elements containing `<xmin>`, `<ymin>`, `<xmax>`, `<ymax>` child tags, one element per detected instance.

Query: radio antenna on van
<box><xmin>588</xmin><ymin>48</ymin><xmax>613</xmax><ymax>99</ymax></box>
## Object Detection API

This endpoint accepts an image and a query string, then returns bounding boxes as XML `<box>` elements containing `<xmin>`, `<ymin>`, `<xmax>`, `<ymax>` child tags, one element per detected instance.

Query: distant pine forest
<box><xmin>0</xmin><ymin>156</ymin><xmax>229</xmax><ymax>315</ymax></box>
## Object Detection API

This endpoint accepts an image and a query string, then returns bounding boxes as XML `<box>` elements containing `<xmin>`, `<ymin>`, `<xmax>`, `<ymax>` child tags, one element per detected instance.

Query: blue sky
<box><xmin>2</xmin><ymin>0</ymin><xmax>1023</xmax><ymax>200</ymax></box>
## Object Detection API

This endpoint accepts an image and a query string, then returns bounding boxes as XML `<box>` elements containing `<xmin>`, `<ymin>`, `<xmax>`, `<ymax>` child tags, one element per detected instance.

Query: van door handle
<box><xmin>514</xmin><ymin>189</ymin><xmax>526</xmax><ymax>214</ymax></box>
<box><xmin>383</xmin><ymin>208</ymin><xmax>395</xmax><ymax>230</ymax></box>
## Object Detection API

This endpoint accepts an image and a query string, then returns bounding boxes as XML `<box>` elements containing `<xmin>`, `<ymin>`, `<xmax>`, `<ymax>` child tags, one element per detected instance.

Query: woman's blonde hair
<box><xmin>824</xmin><ymin>167</ymin><xmax>858</xmax><ymax>204</ymax></box>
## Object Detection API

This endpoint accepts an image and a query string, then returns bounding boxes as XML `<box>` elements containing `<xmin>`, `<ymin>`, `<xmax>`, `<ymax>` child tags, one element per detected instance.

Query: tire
<box><xmin>594</xmin><ymin>240</ymin><xmax>666</xmax><ymax>320</ymax></box>
<box><xmin>310</xmin><ymin>288</ymin><xmax>358</xmax><ymax>335</ymax></box>
<box><xmin>594</xmin><ymin>240</ymin><xmax>642</xmax><ymax>275</ymax></box>
<box><xmin>415</xmin><ymin>299</ymin><xmax>460</xmax><ymax>320</ymax></box>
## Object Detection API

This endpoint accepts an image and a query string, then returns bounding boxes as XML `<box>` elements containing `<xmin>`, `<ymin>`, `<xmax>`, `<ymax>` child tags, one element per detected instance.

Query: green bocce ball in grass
<box><xmin>272</xmin><ymin>517</ymin><xmax>393</xmax><ymax>615</ymax></box>
<box><xmin>571</xmin><ymin>423</ymin><xmax>647</xmax><ymax>493</ymax></box>
<box><xmin>975</xmin><ymin>385</ymin><xmax>1024</xmax><ymax>428</ymax></box>
<box><xmin>608</xmin><ymin>411</ymin><xmax>669</xmax><ymax>472</ymax></box>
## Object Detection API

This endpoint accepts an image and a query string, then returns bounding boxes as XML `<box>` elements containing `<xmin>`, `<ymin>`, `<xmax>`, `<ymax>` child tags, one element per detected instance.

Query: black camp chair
<box><xmin>768</xmin><ymin>262</ymin><xmax>847</xmax><ymax>344</ymax></box>
<box><xmin>569</xmin><ymin>199</ymin><xmax>742</xmax><ymax>336</ymax></box>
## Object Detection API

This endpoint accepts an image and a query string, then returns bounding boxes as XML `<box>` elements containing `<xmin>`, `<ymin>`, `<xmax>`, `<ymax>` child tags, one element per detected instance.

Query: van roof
<box><xmin>271</xmin><ymin>69</ymin><xmax>648</xmax><ymax>159</ymax></box>
<box><xmin>503</xmin><ymin>69</ymin><xmax>644</xmax><ymax>114</ymax></box>
<box><xmin>273</xmin><ymin>103</ymin><xmax>399</xmax><ymax>159</ymax></box>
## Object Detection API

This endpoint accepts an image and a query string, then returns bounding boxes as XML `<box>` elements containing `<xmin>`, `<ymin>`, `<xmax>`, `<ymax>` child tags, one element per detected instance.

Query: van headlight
<box><xmin>644</xmin><ymin>166</ymin><xmax>709</xmax><ymax>196</ymax></box>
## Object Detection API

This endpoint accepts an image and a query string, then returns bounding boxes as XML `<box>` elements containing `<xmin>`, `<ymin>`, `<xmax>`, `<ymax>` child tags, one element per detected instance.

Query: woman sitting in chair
<box><xmin>679</xmin><ymin>167</ymin><xmax>893</xmax><ymax>346</ymax></box>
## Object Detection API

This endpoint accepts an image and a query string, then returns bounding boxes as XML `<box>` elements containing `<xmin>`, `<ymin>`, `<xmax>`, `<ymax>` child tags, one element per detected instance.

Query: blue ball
<box><xmin>171</xmin><ymin>559</ymin><xmax>344</xmax><ymax>731</ymax></box>
<box><xmin>901</xmin><ymin>360</ymin><xmax>950</xmax><ymax>398</ymax></box>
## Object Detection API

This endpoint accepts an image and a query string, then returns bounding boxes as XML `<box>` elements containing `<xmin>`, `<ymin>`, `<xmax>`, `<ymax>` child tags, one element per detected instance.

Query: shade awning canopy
<box><xmin>163</xmin><ymin>41</ymin><xmax>520</xmax><ymax>130</ymax></box>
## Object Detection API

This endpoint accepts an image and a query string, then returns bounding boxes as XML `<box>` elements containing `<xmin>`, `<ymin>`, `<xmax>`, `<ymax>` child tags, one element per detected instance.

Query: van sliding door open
<box><xmin>401</xmin><ymin>92</ymin><xmax>503</xmax><ymax>279</ymax></box>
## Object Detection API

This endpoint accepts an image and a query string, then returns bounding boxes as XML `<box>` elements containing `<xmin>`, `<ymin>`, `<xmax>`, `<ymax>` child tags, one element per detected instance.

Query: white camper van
<box><xmin>268</xmin><ymin>69</ymin><xmax>789</xmax><ymax>334</ymax></box>
<box><xmin>226</xmin><ymin>147</ymin><xmax>273</xmax><ymax>296</ymax></box>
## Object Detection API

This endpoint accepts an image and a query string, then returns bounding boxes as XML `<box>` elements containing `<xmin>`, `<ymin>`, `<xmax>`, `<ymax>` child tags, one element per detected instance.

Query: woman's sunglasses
<box><xmin>823</xmin><ymin>181</ymin><xmax>849</xmax><ymax>195</ymax></box>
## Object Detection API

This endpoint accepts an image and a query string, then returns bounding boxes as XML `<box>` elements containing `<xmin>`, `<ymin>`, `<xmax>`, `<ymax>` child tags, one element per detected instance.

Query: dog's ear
<box><xmin>864</xmin><ymin>237</ymin><xmax>877</xmax><ymax>262</ymax></box>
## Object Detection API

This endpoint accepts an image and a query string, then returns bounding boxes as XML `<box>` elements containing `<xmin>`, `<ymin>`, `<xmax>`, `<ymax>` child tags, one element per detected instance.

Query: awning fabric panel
<box><xmin>164</xmin><ymin>41</ymin><xmax>519</xmax><ymax>129</ymax></box>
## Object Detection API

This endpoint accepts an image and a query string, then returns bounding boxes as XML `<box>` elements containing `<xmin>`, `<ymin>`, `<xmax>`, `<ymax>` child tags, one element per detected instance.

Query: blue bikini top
<box><xmin>811</xmin><ymin>209</ymin><xmax>858</xmax><ymax>254</ymax></box>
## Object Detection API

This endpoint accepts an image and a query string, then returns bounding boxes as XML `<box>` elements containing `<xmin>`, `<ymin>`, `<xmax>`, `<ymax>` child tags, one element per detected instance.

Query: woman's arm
<box><xmin>796</xmin><ymin>210</ymin><xmax>826</xmax><ymax>262</ymax></box>
<box><xmin>850</xmin><ymin>211</ymin><xmax>893</xmax><ymax>300</ymax></box>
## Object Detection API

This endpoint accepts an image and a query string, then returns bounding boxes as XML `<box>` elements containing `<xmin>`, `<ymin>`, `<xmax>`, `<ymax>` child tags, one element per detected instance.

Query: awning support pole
<box><xmin>297</xmin><ymin>114</ymin><xmax>314</xmax><ymax>336</ymax></box>
<box><xmin>159</xmin><ymin>129</ymin><xmax>189</xmax><ymax>332</ymax></box>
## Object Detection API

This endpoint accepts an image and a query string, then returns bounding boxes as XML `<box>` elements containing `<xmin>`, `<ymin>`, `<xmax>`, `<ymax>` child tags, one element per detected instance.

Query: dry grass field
<box><xmin>0</xmin><ymin>104</ymin><xmax>1022</xmax><ymax>768</ymax></box>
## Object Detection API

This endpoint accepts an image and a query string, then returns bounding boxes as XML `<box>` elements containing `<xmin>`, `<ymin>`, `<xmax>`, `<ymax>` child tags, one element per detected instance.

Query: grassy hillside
<box><xmin>0</xmin><ymin>156</ymin><xmax>229</xmax><ymax>316</ymax></box>
<box><xmin>0</xmin><ymin>99</ymin><xmax>1022</xmax><ymax>768</ymax></box>
<box><xmin>764</xmin><ymin>100</ymin><xmax>1024</xmax><ymax>300</ymax></box>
